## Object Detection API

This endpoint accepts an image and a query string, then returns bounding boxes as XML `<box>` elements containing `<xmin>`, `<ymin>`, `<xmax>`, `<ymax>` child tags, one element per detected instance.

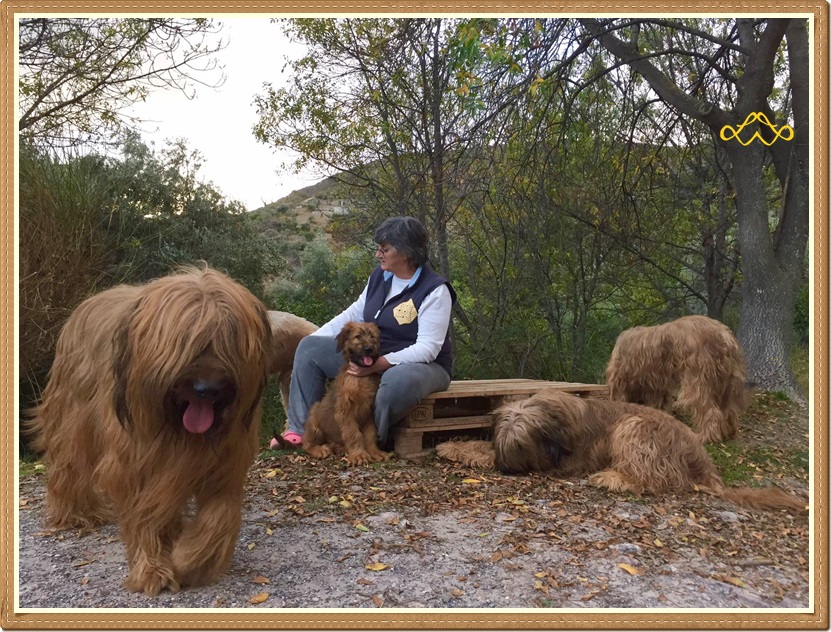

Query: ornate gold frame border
<box><xmin>1</xmin><ymin>2</ymin><xmax>827</xmax><ymax>629</ymax></box>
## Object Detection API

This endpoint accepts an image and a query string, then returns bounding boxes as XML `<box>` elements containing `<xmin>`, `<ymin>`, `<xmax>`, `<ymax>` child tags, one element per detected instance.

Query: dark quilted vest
<box><xmin>362</xmin><ymin>265</ymin><xmax>456</xmax><ymax>375</ymax></box>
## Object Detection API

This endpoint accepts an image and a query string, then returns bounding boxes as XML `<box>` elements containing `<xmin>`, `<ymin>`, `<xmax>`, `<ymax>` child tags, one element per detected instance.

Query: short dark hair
<box><xmin>374</xmin><ymin>216</ymin><xmax>429</xmax><ymax>267</ymax></box>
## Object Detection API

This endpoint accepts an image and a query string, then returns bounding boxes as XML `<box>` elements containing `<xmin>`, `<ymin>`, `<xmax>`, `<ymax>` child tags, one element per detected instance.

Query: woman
<box><xmin>273</xmin><ymin>216</ymin><xmax>456</xmax><ymax>449</ymax></box>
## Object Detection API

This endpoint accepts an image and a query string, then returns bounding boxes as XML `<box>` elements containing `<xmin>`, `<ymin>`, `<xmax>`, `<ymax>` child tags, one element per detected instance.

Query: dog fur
<box><xmin>267</xmin><ymin>310</ymin><xmax>318</xmax><ymax>407</ymax></box>
<box><xmin>605</xmin><ymin>315</ymin><xmax>747</xmax><ymax>443</ymax></box>
<box><xmin>436</xmin><ymin>390</ymin><xmax>806</xmax><ymax>513</ymax></box>
<box><xmin>302</xmin><ymin>322</ymin><xmax>391</xmax><ymax>466</ymax></box>
<box><xmin>27</xmin><ymin>267</ymin><xmax>273</xmax><ymax>595</ymax></box>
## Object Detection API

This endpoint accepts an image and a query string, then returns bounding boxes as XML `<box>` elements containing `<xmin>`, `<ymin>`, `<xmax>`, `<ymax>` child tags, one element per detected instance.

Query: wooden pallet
<box><xmin>392</xmin><ymin>379</ymin><xmax>609</xmax><ymax>458</ymax></box>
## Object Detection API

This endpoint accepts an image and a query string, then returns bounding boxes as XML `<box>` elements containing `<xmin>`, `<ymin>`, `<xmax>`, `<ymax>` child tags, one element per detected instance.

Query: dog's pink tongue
<box><xmin>183</xmin><ymin>400</ymin><xmax>214</xmax><ymax>434</ymax></box>
<box><xmin>361</xmin><ymin>356</ymin><xmax>374</xmax><ymax>367</ymax></box>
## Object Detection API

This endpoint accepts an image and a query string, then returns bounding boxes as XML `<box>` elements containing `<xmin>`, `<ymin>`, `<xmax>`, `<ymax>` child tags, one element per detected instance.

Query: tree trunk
<box><xmin>726</xmin><ymin>141</ymin><xmax>803</xmax><ymax>400</ymax></box>
<box><xmin>580</xmin><ymin>17</ymin><xmax>808</xmax><ymax>400</ymax></box>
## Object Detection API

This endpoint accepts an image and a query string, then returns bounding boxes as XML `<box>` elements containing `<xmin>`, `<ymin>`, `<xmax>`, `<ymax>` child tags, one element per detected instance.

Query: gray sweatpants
<box><xmin>285</xmin><ymin>335</ymin><xmax>452</xmax><ymax>444</ymax></box>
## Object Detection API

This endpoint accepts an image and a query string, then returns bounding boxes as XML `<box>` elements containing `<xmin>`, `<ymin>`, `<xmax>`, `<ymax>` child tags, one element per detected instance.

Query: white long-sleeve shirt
<box><xmin>313</xmin><ymin>273</ymin><xmax>452</xmax><ymax>366</ymax></box>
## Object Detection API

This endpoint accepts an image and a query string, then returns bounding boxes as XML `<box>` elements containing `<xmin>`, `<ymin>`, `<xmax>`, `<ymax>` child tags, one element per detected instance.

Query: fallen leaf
<box><xmin>462</xmin><ymin>478</ymin><xmax>482</xmax><ymax>484</ymax></box>
<box><xmin>357</xmin><ymin>578</ymin><xmax>374</xmax><ymax>585</ymax></box>
<box><xmin>715</xmin><ymin>574</ymin><xmax>748</xmax><ymax>588</ymax></box>
<box><xmin>247</xmin><ymin>543</ymin><xmax>256</xmax><ymax>550</ymax></box>
<box><xmin>365</xmin><ymin>563</ymin><xmax>390</xmax><ymax>572</ymax></box>
<box><xmin>450</xmin><ymin>588</ymin><xmax>464</xmax><ymax>598</ymax></box>
<box><xmin>249</xmin><ymin>592</ymin><xmax>269</xmax><ymax>604</ymax></box>
<box><xmin>372</xmin><ymin>594</ymin><xmax>384</xmax><ymax>607</ymax></box>
<box><xmin>252</xmin><ymin>575</ymin><xmax>270</xmax><ymax>584</ymax></box>
<box><xmin>72</xmin><ymin>560</ymin><xmax>93</xmax><ymax>568</ymax></box>
<box><xmin>617</xmin><ymin>563</ymin><xmax>641</xmax><ymax>576</ymax></box>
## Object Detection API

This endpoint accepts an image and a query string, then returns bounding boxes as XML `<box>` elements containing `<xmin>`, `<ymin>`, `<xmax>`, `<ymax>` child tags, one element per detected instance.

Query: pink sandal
<box><xmin>269</xmin><ymin>431</ymin><xmax>303</xmax><ymax>450</ymax></box>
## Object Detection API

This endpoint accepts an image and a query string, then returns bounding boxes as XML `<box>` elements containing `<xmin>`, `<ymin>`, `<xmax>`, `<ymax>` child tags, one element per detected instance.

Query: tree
<box><xmin>19</xmin><ymin>17</ymin><xmax>225</xmax><ymax>147</ymax></box>
<box><xmin>578</xmin><ymin>18</ymin><xmax>809</xmax><ymax>400</ymax></box>
<box><xmin>19</xmin><ymin>136</ymin><xmax>282</xmax><ymax>418</ymax></box>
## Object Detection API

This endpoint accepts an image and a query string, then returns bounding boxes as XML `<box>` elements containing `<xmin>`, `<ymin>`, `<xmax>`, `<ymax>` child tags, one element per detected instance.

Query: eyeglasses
<box><xmin>375</xmin><ymin>245</ymin><xmax>393</xmax><ymax>256</ymax></box>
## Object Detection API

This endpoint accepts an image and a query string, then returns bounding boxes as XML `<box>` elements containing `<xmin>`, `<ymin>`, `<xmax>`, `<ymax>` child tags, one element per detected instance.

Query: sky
<box><xmin>125</xmin><ymin>18</ymin><xmax>323</xmax><ymax>211</ymax></box>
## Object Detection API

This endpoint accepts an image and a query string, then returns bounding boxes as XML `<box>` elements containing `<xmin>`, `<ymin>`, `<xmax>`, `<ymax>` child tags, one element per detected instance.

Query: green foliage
<box><xmin>265</xmin><ymin>234</ymin><xmax>374</xmax><ymax>325</ymax></box>
<box><xmin>19</xmin><ymin>147</ymin><xmax>127</xmax><ymax>395</ymax></box>
<box><xmin>704</xmin><ymin>443</ymin><xmax>755</xmax><ymax>485</ymax></box>
<box><xmin>793</xmin><ymin>283</ymin><xmax>809</xmax><ymax>345</ymax></box>
<box><xmin>791</xmin><ymin>343</ymin><xmax>809</xmax><ymax>397</ymax></box>
<box><xmin>259</xmin><ymin>376</ymin><xmax>287</xmax><ymax>444</ymax></box>
<box><xmin>19</xmin><ymin>136</ymin><xmax>282</xmax><ymax>448</ymax></box>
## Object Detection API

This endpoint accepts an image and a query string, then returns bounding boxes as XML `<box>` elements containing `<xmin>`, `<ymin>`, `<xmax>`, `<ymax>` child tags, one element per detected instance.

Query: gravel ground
<box><xmin>13</xmin><ymin>394</ymin><xmax>814</xmax><ymax>628</ymax></box>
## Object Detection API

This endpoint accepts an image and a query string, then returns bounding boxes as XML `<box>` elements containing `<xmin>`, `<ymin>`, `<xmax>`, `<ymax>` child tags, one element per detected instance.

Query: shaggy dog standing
<box><xmin>605</xmin><ymin>315</ymin><xmax>747</xmax><ymax>443</ymax></box>
<box><xmin>267</xmin><ymin>310</ymin><xmax>318</xmax><ymax>407</ymax></box>
<box><xmin>436</xmin><ymin>390</ymin><xmax>805</xmax><ymax>513</ymax></box>
<box><xmin>27</xmin><ymin>267</ymin><xmax>273</xmax><ymax>595</ymax></box>
<box><xmin>302</xmin><ymin>322</ymin><xmax>391</xmax><ymax>466</ymax></box>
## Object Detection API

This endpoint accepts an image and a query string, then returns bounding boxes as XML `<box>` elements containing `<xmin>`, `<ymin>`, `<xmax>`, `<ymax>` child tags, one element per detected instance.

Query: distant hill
<box><xmin>250</xmin><ymin>176</ymin><xmax>346</xmax><ymax>229</ymax></box>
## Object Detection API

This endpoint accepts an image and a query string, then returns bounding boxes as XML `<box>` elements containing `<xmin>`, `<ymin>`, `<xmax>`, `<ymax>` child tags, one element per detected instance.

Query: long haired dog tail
<box><xmin>714</xmin><ymin>486</ymin><xmax>807</xmax><ymax>513</ymax></box>
<box><xmin>434</xmin><ymin>440</ymin><xmax>495</xmax><ymax>469</ymax></box>
<box><xmin>697</xmin><ymin>478</ymin><xmax>808</xmax><ymax>513</ymax></box>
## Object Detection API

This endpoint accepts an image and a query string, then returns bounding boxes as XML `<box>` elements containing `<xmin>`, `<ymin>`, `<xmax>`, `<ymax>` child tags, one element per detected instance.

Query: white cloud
<box><xmin>126</xmin><ymin>17</ymin><xmax>325</xmax><ymax>210</ymax></box>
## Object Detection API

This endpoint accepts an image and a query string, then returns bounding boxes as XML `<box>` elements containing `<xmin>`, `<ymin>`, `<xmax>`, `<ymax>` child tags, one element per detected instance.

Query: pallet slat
<box><xmin>421</xmin><ymin>380</ymin><xmax>608</xmax><ymax>400</ymax></box>
<box><xmin>397</xmin><ymin>415</ymin><xmax>493</xmax><ymax>432</ymax></box>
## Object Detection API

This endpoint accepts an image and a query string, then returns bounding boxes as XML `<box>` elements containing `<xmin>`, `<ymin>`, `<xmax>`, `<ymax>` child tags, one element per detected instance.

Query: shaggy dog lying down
<box><xmin>436</xmin><ymin>390</ymin><xmax>806</xmax><ymax>513</ymax></box>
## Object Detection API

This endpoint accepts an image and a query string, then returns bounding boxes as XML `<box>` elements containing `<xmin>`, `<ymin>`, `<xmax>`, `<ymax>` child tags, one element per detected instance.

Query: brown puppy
<box><xmin>26</xmin><ymin>267</ymin><xmax>273</xmax><ymax>595</ymax></box>
<box><xmin>302</xmin><ymin>322</ymin><xmax>391</xmax><ymax>466</ymax></box>
<box><xmin>436</xmin><ymin>390</ymin><xmax>806</xmax><ymax>513</ymax></box>
<box><xmin>605</xmin><ymin>315</ymin><xmax>747</xmax><ymax>443</ymax></box>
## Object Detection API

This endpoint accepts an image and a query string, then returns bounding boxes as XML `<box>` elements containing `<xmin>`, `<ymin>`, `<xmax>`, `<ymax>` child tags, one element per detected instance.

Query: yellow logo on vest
<box><xmin>393</xmin><ymin>299</ymin><xmax>418</xmax><ymax>325</ymax></box>
<box><xmin>720</xmin><ymin>112</ymin><xmax>794</xmax><ymax>146</ymax></box>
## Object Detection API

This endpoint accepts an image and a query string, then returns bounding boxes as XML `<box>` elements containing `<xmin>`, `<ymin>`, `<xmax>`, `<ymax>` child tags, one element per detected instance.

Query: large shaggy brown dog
<box><xmin>27</xmin><ymin>267</ymin><xmax>273</xmax><ymax>595</ymax></box>
<box><xmin>605</xmin><ymin>315</ymin><xmax>747</xmax><ymax>443</ymax></box>
<box><xmin>267</xmin><ymin>310</ymin><xmax>318</xmax><ymax>407</ymax></box>
<box><xmin>436</xmin><ymin>391</ymin><xmax>805</xmax><ymax>513</ymax></box>
<box><xmin>302</xmin><ymin>322</ymin><xmax>391</xmax><ymax>466</ymax></box>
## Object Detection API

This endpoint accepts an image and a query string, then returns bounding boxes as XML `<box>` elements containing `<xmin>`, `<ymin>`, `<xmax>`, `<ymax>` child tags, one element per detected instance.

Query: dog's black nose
<box><xmin>363</xmin><ymin>347</ymin><xmax>374</xmax><ymax>355</ymax></box>
<box><xmin>193</xmin><ymin>380</ymin><xmax>221</xmax><ymax>399</ymax></box>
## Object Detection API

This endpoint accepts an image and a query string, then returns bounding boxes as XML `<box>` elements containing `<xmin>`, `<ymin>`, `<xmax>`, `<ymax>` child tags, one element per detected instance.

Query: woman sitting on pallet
<box><xmin>271</xmin><ymin>216</ymin><xmax>457</xmax><ymax>451</ymax></box>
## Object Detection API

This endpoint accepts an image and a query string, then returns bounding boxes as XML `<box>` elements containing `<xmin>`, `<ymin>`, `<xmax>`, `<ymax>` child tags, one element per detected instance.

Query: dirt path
<box><xmin>16</xmin><ymin>394</ymin><xmax>811</xmax><ymax>613</ymax></box>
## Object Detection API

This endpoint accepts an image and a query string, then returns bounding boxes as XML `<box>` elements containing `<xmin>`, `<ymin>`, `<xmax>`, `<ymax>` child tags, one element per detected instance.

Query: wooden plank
<box><xmin>397</xmin><ymin>415</ymin><xmax>494</xmax><ymax>431</ymax></box>
<box><xmin>421</xmin><ymin>380</ymin><xmax>608</xmax><ymax>401</ymax></box>
<box><xmin>393</xmin><ymin>430</ymin><xmax>425</xmax><ymax>458</ymax></box>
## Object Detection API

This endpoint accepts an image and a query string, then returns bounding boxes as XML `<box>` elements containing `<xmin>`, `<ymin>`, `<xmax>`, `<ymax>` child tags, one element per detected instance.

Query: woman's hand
<box><xmin>347</xmin><ymin>356</ymin><xmax>392</xmax><ymax>376</ymax></box>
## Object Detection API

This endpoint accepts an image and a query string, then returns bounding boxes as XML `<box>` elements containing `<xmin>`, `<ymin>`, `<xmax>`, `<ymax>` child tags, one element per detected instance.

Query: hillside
<box><xmin>250</xmin><ymin>176</ymin><xmax>344</xmax><ymax>230</ymax></box>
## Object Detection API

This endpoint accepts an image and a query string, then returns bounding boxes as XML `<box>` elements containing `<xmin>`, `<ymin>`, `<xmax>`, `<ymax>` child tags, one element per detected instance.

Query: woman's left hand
<box><xmin>347</xmin><ymin>356</ymin><xmax>392</xmax><ymax>376</ymax></box>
